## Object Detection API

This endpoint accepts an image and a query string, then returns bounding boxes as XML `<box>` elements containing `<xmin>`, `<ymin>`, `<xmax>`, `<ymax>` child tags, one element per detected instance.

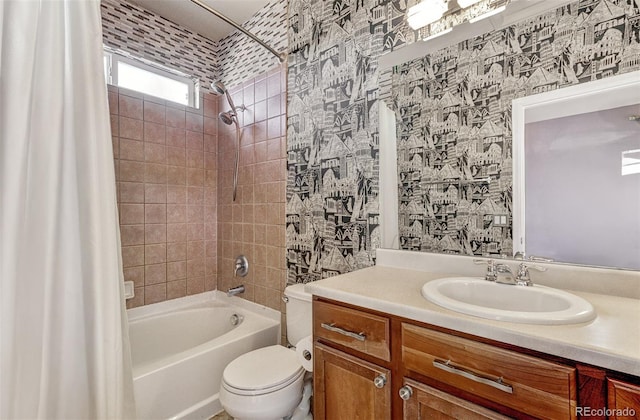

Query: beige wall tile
<box><xmin>119</xmin><ymin>94</ymin><xmax>143</xmax><ymax>119</ymax></box>
<box><xmin>167</xmin><ymin>261</ymin><xmax>187</xmax><ymax>281</ymax></box>
<box><xmin>145</xmin><ymin>243</ymin><xmax>167</xmax><ymax>264</ymax></box>
<box><xmin>124</xmin><ymin>266</ymin><xmax>144</xmax><ymax>288</ymax></box>
<box><xmin>120</xmin><ymin>117</ymin><xmax>143</xmax><ymax>140</ymax></box>
<box><xmin>144</xmin><ymin>283</ymin><xmax>166</xmax><ymax>304</ymax></box>
<box><xmin>167</xmin><ymin>242</ymin><xmax>187</xmax><ymax>262</ymax></box>
<box><xmin>145</xmin><ymin>184</ymin><xmax>167</xmax><ymax>203</ymax></box>
<box><xmin>144</xmin><ymin>121</ymin><xmax>166</xmax><ymax>144</ymax></box>
<box><xmin>144</xmin><ymin>101</ymin><xmax>166</xmax><ymax>124</ymax></box>
<box><xmin>120</xmin><ymin>204</ymin><xmax>144</xmax><ymax>225</ymax></box>
<box><xmin>120</xmin><ymin>182</ymin><xmax>145</xmax><ymax>203</ymax></box>
<box><xmin>145</xmin><ymin>204</ymin><xmax>167</xmax><ymax>224</ymax></box>
<box><xmin>145</xmin><ymin>263</ymin><xmax>166</xmax><ymax>285</ymax></box>
<box><xmin>166</xmin><ymin>107</ymin><xmax>185</xmax><ymax>129</ymax></box>
<box><xmin>122</xmin><ymin>245</ymin><xmax>145</xmax><ymax>268</ymax></box>
<box><xmin>167</xmin><ymin>280</ymin><xmax>187</xmax><ymax>299</ymax></box>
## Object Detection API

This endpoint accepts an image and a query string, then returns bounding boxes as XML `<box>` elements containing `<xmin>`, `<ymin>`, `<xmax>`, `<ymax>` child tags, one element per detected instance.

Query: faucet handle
<box><xmin>474</xmin><ymin>259</ymin><xmax>497</xmax><ymax>282</ymax></box>
<box><xmin>516</xmin><ymin>262</ymin><xmax>546</xmax><ymax>286</ymax></box>
<box><xmin>234</xmin><ymin>255</ymin><xmax>249</xmax><ymax>277</ymax></box>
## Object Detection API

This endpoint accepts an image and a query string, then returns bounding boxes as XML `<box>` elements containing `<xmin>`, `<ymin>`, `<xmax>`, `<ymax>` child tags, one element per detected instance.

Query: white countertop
<box><xmin>305</xmin><ymin>265</ymin><xmax>640</xmax><ymax>376</ymax></box>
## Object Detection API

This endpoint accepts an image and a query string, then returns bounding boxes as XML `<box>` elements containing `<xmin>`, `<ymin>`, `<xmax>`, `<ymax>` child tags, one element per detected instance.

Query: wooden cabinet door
<box><xmin>401</xmin><ymin>379</ymin><xmax>512</xmax><ymax>420</ymax></box>
<box><xmin>314</xmin><ymin>342</ymin><xmax>391</xmax><ymax>420</ymax></box>
<box><xmin>608</xmin><ymin>378</ymin><xmax>640</xmax><ymax>419</ymax></box>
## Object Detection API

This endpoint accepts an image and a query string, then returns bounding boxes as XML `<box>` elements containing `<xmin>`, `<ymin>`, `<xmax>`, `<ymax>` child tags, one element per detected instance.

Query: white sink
<box><xmin>421</xmin><ymin>277</ymin><xmax>596</xmax><ymax>325</ymax></box>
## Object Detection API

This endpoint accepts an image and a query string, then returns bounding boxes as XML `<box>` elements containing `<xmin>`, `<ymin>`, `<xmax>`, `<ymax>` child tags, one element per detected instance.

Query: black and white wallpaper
<box><xmin>285</xmin><ymin>0</ymin><xmax>640</xmax><ymax>284</ymax></box>
<box><xmin>393</xmin><ymin>0</ymin><xmax>640</xmax><ymax>256</ymax></box>
<box><xmin>286</xmin><ymin>0</ymin><xmax>415</xmax><ymax>284</ymax></box>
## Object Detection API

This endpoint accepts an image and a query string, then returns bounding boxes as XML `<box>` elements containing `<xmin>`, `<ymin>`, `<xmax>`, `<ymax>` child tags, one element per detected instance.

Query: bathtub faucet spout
<box><xmin>227</xmin><ymin>285</ymin><xmax>245</xmax><ymax>297</ymax></box>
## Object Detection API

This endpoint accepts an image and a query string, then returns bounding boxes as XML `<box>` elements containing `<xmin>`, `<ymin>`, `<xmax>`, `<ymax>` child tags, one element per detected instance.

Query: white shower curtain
<box><xmin>0</xmin><ymin>1</ymin><xmax>136</xmax><ymax>418</ymax></box>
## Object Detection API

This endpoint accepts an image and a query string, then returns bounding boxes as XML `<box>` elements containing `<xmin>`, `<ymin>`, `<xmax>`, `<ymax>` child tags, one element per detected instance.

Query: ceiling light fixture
<box><xmin>457</xmin><ymin>0</ymin><xmax>482</xmax><ymax>8</ymax></box>
<box><xmin>407</xmin><ymin>0</ymin><xmax>448</xmax><ymax>30</ymax></box>
<box><xmin>469</xmin><ymin>5</ymin><xmax>506</xmax><ymax>22</ymax></box>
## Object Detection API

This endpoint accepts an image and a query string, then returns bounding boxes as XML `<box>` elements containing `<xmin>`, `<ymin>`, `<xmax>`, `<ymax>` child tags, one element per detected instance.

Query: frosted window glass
<box><xmin>117</xmin><ymin>61</ymin><xmax>189</xmax><ymax>105</ymax></box>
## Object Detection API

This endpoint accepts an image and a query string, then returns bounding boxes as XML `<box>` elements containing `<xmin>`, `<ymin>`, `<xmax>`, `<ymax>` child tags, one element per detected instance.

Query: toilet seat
<box><xmin>222</xmin><ymin>345</ymin><xmax>305</xmax><ymax>396</ymax></box>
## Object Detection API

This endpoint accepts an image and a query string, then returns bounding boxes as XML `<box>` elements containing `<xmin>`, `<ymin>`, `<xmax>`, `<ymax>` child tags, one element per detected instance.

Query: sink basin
<box><xmin>422</xmin><ymin>277</ymin><xmax>596</xmax><ymax>325</ymax></box>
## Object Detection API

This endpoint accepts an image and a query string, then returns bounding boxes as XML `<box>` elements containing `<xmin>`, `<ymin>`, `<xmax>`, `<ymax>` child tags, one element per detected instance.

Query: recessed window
<box><xmin>104</xmin><ymin>49</ymin><xmax>198</xmax><ymax>107</ymax></box>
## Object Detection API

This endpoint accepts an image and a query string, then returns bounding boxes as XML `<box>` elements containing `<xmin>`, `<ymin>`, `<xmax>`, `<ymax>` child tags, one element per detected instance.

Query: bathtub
<box><xmin>128</xmin><ymin>291</ymin><xmax>281</xmax><ymax>419</ymax></box>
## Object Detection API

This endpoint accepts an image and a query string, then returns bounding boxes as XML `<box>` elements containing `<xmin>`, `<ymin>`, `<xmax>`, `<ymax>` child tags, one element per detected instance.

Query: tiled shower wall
<box><xmin>108</xmin><ymin>86</ymin><xmax>219</xmax><ymax>308</ymax></box>
<box><xmin>216</xmin><ymin>65</ymin><xmax>288</xmax><ymax>324</ymax></box>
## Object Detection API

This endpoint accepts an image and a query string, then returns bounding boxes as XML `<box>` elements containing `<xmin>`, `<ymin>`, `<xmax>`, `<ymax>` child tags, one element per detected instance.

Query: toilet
<box><xmin>219</xmin><ymin>283</ymin><xmax>313</xmax><ymax>420</ymax></box>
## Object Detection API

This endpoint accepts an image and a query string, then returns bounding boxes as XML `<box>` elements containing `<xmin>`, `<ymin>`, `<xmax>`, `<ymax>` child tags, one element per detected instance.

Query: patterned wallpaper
<box><xmin>285</xmin><ymin>0</ymin><xmax>640</xmax><ymax>284</ymax></box>
<box><xmin>285</xmin><ymin>0</ymin><xmax>415</xmax><ymax>284</ymax></box>
<box><xmin>216</xmin><ymin>0</ymin><xmax>288</xmax><ymax>89</ymax></box>
<box><xmin>101</xmin><ymin>0</ymin><xmax>218</xmax><ymax>92</ymax></box>
<box><xmin>392</xmin><ymin>0</ymin><xmax>640</xmax><ymax>256</ymax></box>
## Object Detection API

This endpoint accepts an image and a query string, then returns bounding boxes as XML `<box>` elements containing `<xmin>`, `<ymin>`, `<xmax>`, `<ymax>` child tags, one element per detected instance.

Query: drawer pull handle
<box><xmin>321</xmin><ymin>322</ymin><xmax>366</xmax><ymax>341</ymax></box>
<box><xmin>433</xmin><ymin>359</ymin><xmax>513</xmax><ymax>394</ymax></box>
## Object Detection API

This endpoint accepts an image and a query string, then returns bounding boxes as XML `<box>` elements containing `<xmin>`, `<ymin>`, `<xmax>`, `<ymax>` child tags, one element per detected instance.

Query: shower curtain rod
<box><xmin>188</xmin><ymin>0</ymin><xmax>286</xmax><ymax>63</ymax></box>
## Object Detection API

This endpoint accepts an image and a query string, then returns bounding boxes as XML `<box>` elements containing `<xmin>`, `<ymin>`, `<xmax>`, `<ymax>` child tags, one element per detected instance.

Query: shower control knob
<box><xmin>373</xmin><ymin>375</ymin><xmax>387</xmax><ymax>389</ymax></box>
<box><xmin>399</xmin><ymin>385</ymin><xmax>413</xmax><ymax>400</ymax></box>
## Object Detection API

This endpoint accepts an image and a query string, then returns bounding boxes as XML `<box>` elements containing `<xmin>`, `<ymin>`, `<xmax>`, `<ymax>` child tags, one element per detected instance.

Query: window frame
<box><xmin>103</xmin><ymin>49</ymin><xmax>199</xmax><ymax>108</ymax></box>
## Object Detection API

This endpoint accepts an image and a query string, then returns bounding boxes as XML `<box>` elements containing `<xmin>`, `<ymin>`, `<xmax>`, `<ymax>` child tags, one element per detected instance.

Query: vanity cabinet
<box><xmin>313</xmin><ymin>296</ymin><xmax>640</xmax><ymax>420</ymax></box>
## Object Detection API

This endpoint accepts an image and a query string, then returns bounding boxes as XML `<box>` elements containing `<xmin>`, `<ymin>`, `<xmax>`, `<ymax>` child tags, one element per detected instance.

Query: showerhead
<box><xmin>211</xmin><ymin>81</ymin><xmax>227</xmax><ymax>96</ymax></box>
<box><xmin>219</xmin><ymin>110</ymin><xmax>235</xmax><ymax>126</ymax></box>
<box><xmin>211</xmin><ymin>79</ymin><xmax>240</xmax><ymax>114</ymax></box>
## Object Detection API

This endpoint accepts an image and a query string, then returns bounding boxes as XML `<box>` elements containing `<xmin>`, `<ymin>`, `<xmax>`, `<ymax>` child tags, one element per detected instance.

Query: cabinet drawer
<box><xmin>314</xmin><ymin>300</ymin><xmax>390</xmax><ymax>361</ymax></box>
<box><xmin>402</xmin><ymin>323</ymin><xmax>576</xmax><ymax>420</ymax></box>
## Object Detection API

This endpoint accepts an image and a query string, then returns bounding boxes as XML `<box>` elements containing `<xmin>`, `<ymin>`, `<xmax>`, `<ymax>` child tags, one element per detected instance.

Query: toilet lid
<box><xmin>223</xmin><ymin>345</ymin><xmax>304</xmax><ymax>393</ymax></box>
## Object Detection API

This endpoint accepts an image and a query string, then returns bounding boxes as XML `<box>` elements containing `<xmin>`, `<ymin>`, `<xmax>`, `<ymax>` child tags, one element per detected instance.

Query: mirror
<box><xmin>384</xmin><ymin>0</ymin><xmax>640</xmax><ymax>271</ymax></box>
<box><xmin>513</xmin><ymin>71</ymin><xmax>640</xmax><ymax>270</ymax></box>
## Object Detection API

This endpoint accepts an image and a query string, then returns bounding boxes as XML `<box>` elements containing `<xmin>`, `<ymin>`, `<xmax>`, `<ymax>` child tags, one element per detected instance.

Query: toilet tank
<box><xmin>283</xmin><ymin>283</ymin><xmax>312</xmax><ymax>346</ymax></box>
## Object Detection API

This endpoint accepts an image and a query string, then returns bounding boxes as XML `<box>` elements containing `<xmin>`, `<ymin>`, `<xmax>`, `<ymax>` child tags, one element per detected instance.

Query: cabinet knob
<box><xmin>399</xmin><ymin>385</ymin><xmax>413</xmax><ymax>401</ymax></box>
<box><xmin>373</xmin><ymin>374</ymin><xmax>387</xmax><ymax>388</ymax></box>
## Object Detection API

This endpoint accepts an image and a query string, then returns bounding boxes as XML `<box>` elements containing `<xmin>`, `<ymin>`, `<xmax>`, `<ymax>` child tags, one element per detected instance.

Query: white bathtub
<box><xmin>128</xmin><ymin>291</ymin><xmax>281</xmax><ymax>420</ymax></box>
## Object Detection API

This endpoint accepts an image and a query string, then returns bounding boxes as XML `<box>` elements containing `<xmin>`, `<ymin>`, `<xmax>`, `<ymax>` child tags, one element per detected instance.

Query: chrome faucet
<box><xmin>227</xmin><ymin>285</ymin><xmax>245</xmax><ymax>297</ymax></box>
<box><xmin>476</xmin><ymin>259</ymin><xmax>547</xmax><ymax>286</ymax></box>
<box><xmin>495</xmin><ymin>264</ymin><xmax>516</xmax><ymax>285</ymax></box>
<box><xmin>515</xmin><ymin>263</ymin><xmax>546</xmax><ymax>286</ymax></box>
<box><xmin>474</xmin><ymin>259</ymin><xmax>497</xmax><ymax>282</ymax></box>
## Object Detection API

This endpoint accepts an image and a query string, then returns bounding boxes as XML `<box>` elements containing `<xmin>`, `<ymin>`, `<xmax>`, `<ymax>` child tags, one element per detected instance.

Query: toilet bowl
<box><xmin>219</xmin><ymin>284</ymin><xmax>313</xmax><ymax>420</ymax></box>
<box><xmin>219</xmin><ymin>345</ymin><xmax>305</xmax><ymax>420</ymax></box>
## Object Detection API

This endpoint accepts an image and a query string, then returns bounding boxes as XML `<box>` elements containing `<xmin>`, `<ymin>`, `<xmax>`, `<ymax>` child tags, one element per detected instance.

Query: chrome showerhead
<box><xmin>211</xmin><ymin>81</ymin><xmax>227</xmax><ymax>96</ymax></box>
<box><xmin>219</xmin><ymin>111</ymin><xmax>235</xmax><ymax>125</ymax></box>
